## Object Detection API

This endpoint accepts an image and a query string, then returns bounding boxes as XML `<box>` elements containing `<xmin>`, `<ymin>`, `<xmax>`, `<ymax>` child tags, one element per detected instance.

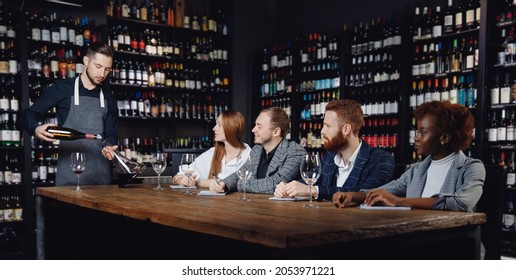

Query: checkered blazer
<box><xmin>223</xmin><ymin>139</ymin><xmax>306</xmax><ymax>194</ymax></box>
<box><xmin>317</xmin><ymin>141</ymin><xmax>395</xmax><ymax>201</ymax></box>
<box><xmin>365</xmin><ymin>151</ymin><xmax>485</xmax><ymax>212</ymax></box>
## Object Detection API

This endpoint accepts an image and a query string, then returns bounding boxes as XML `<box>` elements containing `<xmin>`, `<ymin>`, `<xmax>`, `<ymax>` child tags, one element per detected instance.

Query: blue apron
<box><xmin>56</xmin><ymin>77</ymin><xmax>112</xmax><ymax>186</ymax></box>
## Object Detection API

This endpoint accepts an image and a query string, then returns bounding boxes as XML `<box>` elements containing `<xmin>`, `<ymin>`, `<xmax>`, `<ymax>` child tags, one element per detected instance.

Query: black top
<box><xmin>21</xmin><ymin>77</ymin><xmax>118</xmax><ymax>145</ymax></box>
<box><xmin>256</xmin><ymin>144</ymin><xmax>279</xmax><ymax>179</ymax></box>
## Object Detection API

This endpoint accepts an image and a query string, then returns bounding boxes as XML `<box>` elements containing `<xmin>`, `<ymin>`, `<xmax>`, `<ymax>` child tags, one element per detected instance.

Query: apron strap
<box><xmin>74</xmin><ymin>76</ymin><xmax>105</xmax><ymax>108</ymax></box>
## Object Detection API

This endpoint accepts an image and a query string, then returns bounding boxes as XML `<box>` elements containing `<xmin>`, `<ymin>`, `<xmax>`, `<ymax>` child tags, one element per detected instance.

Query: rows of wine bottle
<box><xmin>410</xmin><ymin>75</ymin><xmax>477</xmax><ymax>109</ymax></box>
<box><xmin>487</xmin><ymin>109</ymin><xmax>516</xmax><ymax>142</ymax></box>
<box><xmin>106</xmin><ymin>0</ymin><xmax>228</xmax><ymax>35</ymax></box>
<box><xmin>0</xmin><ymin>151</ymin><xmax>23</xmax><ymax>185</ymax></box>
<box><xmin>350</xmin><ymin>16</ymin><xmax>402</xmax><ymax>55</ymax></box>
<box><xmin>109</xmin><ymin>26</ymin><xmax>228</xmax><ymax>62</ymax></box>
<box><xmin>111</xmin><ymin>62</ymin><xmax>229</xmax><ymax>93</ymax></box>
<box><xmin>0</xmin><ymin>193</ymin><xmax>23</xmax><ymax>223</ymax></box>
<box><xmin>115</xmin><ymin>91</ymin><xmax>228</xmax><ymax>120</ymax></box>
<box><xmin>411</xmin><ymin>0</ymin><xmax>481</xmax><ymax>42</ymax></box>
<box><xmin>412</xmin><ymin>35</ymin><xmax>478</xmax><ymax>77</ymax></box>
<box><xmin>27</xmin><ymin>11</ymin><xmax>98</xmax><ymax>47</ymax></box>
<box><xmin>28</xmin><ymin>47</ymin><xmax>83</xmax><ymax>80</ymax></box>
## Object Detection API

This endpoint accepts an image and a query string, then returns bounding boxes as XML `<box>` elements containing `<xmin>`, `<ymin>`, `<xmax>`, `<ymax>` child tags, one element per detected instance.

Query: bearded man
<box><xmin>274</xmin><ymin>99</ymin><xmax>395</xmax><ymax>201</ymax></box>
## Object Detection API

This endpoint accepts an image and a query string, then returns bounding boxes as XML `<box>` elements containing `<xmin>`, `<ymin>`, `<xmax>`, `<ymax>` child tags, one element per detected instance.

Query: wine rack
<box><xmin>257</xmin><ymin>41</ymin><xmax>295</xmax><ymax>140</ymax></box>
<box><xmin>484</xmin><ymin>0</ymin><xmax>516</xmax><ymax>258</ymax></box>
<box><xmin>25</xmin><ymin>9</ymin><xmax>98</xmax><ymax>187</ymax></box>
<box><xmin>408</xmin><ymin>0</ymin><xmax>481</xmax><ymax>166</ymax></box>
<box><xmin>346</xmin><ymin>16</ymin><xmax>403</xmax><ymax>164</ymax></box>
<box><xmin>105</xmin><ymin>0</ymin><xmax>231</xmax><ymax>174</ymax></box>
<box><xmin>0</xmin><ymin>3</ymin><xmax>26</xmax><ymax>260</ymax></box>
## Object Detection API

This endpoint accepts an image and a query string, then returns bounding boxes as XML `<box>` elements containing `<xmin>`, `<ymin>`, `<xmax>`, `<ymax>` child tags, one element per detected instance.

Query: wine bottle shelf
<box><xmin>118</xmin><ymin>115</ymin><xmax>215</xmax><ymax>122</ymax></box>
<box><xmin>27</xmin><ymin>39</ymin><xmax>84</xmax><ymax>50</ymax></box>
<box><xmin>497</xmin><ymin>19</ymin><xmax>516</xmax><ymax>28</ymax></box>
<box><xmin>412</xmin><ymin>27</ymin><xmax>479</xmax><ymax>43</ymax></box>
<box><xmin>493</xmin><ymin>63</ymin><xmax>516</xmax><ymax>69</ymax></box>
<box><xmin>0</xmin><ymin>146</ymin><xmax>24</xmax><ymax>150</ymax></box>
<box><xmin>487</xmin><ymin>144</ymin><xmax>516</xmax><ymax>149</ymax></box>
<box><xmin>491</xmin><ymin>104</ymin><xmax>516</xmax><ymax>109</ymax></box>
<box><xmin>0</xmin><ymin>184</ymin><xmax>25</xmax><ymax>188</ymax></box>
<box><xmin>109</xmin><ymin>82</ymin><xmax>228</xmax><ymax>94</ymax></box>
<box><xmin>107</xmin><ymin>15</ymin><xmax>229</xmax><ymax>38</ymax></box>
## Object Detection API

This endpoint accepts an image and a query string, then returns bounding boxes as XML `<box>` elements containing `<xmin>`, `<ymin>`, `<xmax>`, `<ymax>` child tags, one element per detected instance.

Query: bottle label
<box><xmin>0</xmin><ymin>98</ymin><xmax>9</xmax><ymax>110</ymax></box>
<box><xmin>503</xmin><ymin>214</ymin><xmax>515</xmax><ymax>229</ymax></box>
<box><xmin>488</xmin><ymin>128</ymin><xmax>498</xmax><ymax>142</ymax></box>
<box><xmin>491</xmin><ymin>88</ymin><xmax>500</xmax><ymax>104</ymax></box>
<box><xmin>498</xmin><ymin>127</ymin><xmax>507</xmax><ymax>141</ymax></box>
<box><xmin>42</xmin><ymin>29</ymin><xmax>50</xmax><ymax>41</ymax></box>
<box><xmin>39</xmin><ymin>166</ymin><xmax>48</xmax><ymax>180</ymax></box>
<box><xmin>501</xmin><ymin>87</ymin><xmax>511</xmax><ymax>104</ymax></box>
<box><xmin>432</xmin><ymin>25</ymin><xmax>442</xmax><ymax>38</ymax></box>
<box><xmin>4</xmin><ymin>170</ymin><xmax>12</xmax><ymax>184</ymax></box>
<box><xmin>32</xmin><ymin>28</ymin><xmax>41</xmax><ymax>41</ymax></box>
<box><xmin>11</xmin><ymin>172</ymin><xmax>22</xmax><ymax>184</ymax></box>
<box><xmin>507</xmin><ymin>173</ymin><xmax>516</xmax><ymax>185</ymax></box>
<box><xmin>4</xmin><ymin>209</ymin><xmax>13</xmax><ymax>221</ymax></box>
<box><xmin>14</xmin><ymin>208</ymin><xmax>23</xmax><ymax>221</ymax></box>
<box><xmin>466</xmin><ymin>10</ymin><xmax>475</xmax><ymax>26</ymax></box>
<box><xmin>508</xmin><ymin>127</ymin><xmax>515</xmax><ymax>141</ymax></box>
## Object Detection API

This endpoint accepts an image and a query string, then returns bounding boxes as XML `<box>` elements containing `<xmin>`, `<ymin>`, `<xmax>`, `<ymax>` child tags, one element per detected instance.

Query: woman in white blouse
<box><xmin>173</xmin><ymin>110</ymin><xmax>251</xmax><ymax>187</ymax></box>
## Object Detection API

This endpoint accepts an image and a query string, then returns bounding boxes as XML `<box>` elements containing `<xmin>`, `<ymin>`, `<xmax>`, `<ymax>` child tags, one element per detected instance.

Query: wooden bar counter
<box><xmin>36</xmin><ymin>185</ymin><xmax>486</xmax><ymax>260</ymax></box>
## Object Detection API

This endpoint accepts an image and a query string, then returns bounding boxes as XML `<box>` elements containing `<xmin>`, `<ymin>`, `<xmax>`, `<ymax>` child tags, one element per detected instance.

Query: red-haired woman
<box><xmin>173</xmin><ymin>110</ymin><xmax>251</xmax><ymax>187</ymax></box>
<box><xmin>333</xmin><ymin>101</ymin><xmax>485</xmax><ymax>212</ymax></box>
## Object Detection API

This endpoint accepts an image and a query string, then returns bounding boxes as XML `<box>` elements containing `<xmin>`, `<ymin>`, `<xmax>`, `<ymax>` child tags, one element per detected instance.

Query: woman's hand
<box><xmin>364</xmin><ymin>189</ymin><xmax>401</xmax><ymax>207</ymax></box>
<box><xmin>173</xmin><ymin>174</ymin><xmax>197</xmax><ymax>187</ymax></box>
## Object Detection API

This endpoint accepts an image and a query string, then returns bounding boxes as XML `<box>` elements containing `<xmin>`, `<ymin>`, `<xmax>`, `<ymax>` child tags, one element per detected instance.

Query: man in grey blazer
<box><xmin>207</xmin><ymin>107</ymin><xmax>306</xmax><ymax>194</ymax></box>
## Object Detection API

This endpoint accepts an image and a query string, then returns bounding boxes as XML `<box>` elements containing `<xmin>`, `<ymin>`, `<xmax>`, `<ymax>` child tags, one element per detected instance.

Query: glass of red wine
<box><xmin>70</xmin><ymin>152</ymin><xmax>86</xmax><ymax>192</ymax></box>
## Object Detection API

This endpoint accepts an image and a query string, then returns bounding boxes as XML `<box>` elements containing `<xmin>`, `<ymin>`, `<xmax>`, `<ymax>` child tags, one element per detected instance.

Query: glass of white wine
<box><xmin>152</xmin><ymin>153</ymin><xmax>167</xmax><ymax>190</ymax></box>
<box><xmin>180</xmin><ymin>154</ymin><xmax>196</xmax><ymax>195</ymax></box>
<box><xmin>70</xmin><ymin>152</ymin><xmax>86</xmax><ymax>192</ymax></box>
<box><xmin>300</xmin><ymin>152</ymin><xmax>321</xmax><ymax>208</ymax></box>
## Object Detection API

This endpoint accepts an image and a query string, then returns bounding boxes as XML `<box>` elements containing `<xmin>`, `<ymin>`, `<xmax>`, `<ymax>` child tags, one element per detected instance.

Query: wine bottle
<box><xmin>45</xmin><ymin>126</ymin><xmax>102</xmax><ymax>140</ymax></box>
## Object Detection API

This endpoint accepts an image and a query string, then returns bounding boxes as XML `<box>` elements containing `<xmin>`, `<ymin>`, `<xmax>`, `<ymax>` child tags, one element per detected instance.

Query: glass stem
<box><xmin>76</xmin><ymin>174</ymin><xmax>80</xmax><ymax>191</ymax></box>
<box><xmin>308</xmin><ymin>184</ymin><xmax>313</xmax><ymax>205</ymax></box>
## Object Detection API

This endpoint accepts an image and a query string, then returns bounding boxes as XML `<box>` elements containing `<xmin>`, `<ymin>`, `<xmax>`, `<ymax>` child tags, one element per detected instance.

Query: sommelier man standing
<box><xmin>22</xmin><ymin>42</ymin><xmax>118</xmax><ymax>186</ymax></box>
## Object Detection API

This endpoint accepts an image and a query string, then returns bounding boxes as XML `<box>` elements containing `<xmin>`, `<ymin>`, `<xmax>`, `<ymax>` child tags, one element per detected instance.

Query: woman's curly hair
<box><xmin>415</xmin><ymin>101</ymin><xmax>475</xmax><ymax>151</ymax></box>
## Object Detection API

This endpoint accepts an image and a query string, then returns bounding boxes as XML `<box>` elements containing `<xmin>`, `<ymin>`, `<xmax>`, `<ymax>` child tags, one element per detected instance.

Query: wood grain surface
<box><xmin>37</xmin><ymin>185</ymin><xmax>486</xmax><ymax>249</ymax></box>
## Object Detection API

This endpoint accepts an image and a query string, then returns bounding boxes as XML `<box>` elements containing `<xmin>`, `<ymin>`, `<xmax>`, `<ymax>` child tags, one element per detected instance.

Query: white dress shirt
<box><xmin>177</xmin><ymin>143</ymin><xmax>252</xmax><ymax>180</ymax></box>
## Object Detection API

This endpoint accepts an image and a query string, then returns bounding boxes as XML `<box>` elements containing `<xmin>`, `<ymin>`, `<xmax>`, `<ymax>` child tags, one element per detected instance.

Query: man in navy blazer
<box><xmin>275</xmin><ymin>99</ymin><xmax>395</xmax><ymax>201</ymax></box>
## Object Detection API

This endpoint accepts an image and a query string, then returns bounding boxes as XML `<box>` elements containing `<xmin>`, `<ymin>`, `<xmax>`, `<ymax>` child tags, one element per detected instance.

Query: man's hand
<box><xmin>35</xmin><ymin>123</ymin><xmax>58</xmax><ymax>142</ymax></box>
<box><xmin>102</xmin><ymin>145</ymin><xmax>119</xmax><ymax>160</ymax></box>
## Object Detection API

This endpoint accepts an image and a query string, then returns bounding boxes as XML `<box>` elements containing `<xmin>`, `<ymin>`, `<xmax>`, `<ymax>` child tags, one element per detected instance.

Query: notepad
<box><xmin>359</xmin><ymin>204</ymin><xmax>411</xmax><ymax>210</ymax></box>
<box><xmin>269</xmin><ymin>196</ymin><xmax>310</xmax><ymax>201</ymax></box>
<box><xmin>169</xmin><ymin>185</ymin><xmax>196</xmax><ymax>189</ymax></box>
<box><xmin>197</xmin><ymin>190</ymin><xmax>227</xmax><ymax>196</ymax></box>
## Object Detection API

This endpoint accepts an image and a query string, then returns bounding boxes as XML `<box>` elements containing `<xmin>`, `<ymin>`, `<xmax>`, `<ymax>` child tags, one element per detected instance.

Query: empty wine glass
<box><xmin>236</xmin><ymin>156</ymin><xmax>252</xmax><ymax>201</ymax></box>
<box><xmin>300</xmin><ymin>152</ymin><xmax>321</xmax><ymax>208</ymax></box>
<box><xmin>70</xmin><ymin>152</ymin><xmax>86</xmax><ymax>192</ymax></box>
<box><xmin>180</xmin><ymin>154</ymin><xmax>196</xmax><ymax>195</ymax></box>
<box><xmin>152</xmin><ymin>153</ymin><xmax>167</xmax><ymax>190</ymax></box>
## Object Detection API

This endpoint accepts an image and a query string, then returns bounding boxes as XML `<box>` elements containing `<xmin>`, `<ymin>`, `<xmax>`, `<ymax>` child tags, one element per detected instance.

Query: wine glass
<box><xmin>70</xmin><ymin>152</ymin><xmax>86</xmax><ymax>192</ymax></box>
<box><xmin>152</xmin><ymin>153</ymin><xmax>167</xmax><ymax>190</ymax></box>
<box><xmin>236</xmin><ymin>156</ymin><xmax>252</xmax><ymax>201</ymax></box>
<box><xmin>180</xmin><ymin>154</ymin><xmax>197</xmax><ymax>195</ymax></box>
<box><xmin>300</xmin><ymin>152</ymin><xmax>321</xmax><ymax>208</ymax></box>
